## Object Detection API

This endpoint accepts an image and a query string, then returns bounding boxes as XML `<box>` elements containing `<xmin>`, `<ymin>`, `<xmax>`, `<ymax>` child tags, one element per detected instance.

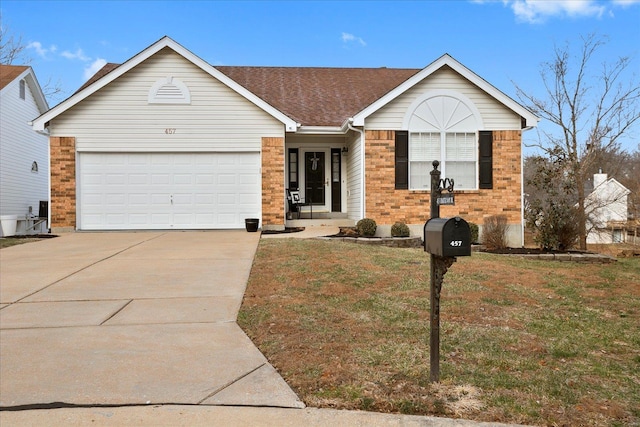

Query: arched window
<box><xmin>402</xmin><ymin>90</ymin><xmax>483</xmax><ymax>190</ymax></box>
<box><xmin>31</xmin><ymin>161</ymin><xmax>38</xmax><ymax>173</ymax></box>
<box><xmin>148</xmin><ymin>76</ymin><xmax>191</xmax><ymax>104</ymax></box>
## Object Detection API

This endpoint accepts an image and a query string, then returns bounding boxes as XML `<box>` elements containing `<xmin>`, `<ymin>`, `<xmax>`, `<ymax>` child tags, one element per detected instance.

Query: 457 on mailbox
<box><xmin>424</xmin><ymin>217</ymin><xmax>471</xmax><ymax>257</ymax></box>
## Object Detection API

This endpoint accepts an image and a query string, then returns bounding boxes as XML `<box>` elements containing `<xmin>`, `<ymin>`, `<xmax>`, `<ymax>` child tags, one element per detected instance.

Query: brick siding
<box><xmin>261</xmin><ymin>137</ymin><xmax>285</xmax><ymax>228</ymax></box>
<box><xmin>49</xmin><ymin>136</ymin><xmax>77</xmax><ymax>231</ymax></box>
<box><xmin>365</xmin><ymin>130</ymin><xmax>522</xmax><ymax>226</ymax></box>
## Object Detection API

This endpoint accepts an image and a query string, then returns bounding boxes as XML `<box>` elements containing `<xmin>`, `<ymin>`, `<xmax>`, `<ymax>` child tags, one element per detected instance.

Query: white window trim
<box><xmin>404</xmin><ymin>90</ymin><xmax>482</xmax><ymax>191</ymax></box>
<box><xmin>19</xmin><ymin>79</ymin><xmax>26</xmax><ymax>100</ymax></box>
<box><xmin>408</xmin><ymin>131</ymin><xmax>478</xmax><ymax>190</ymax></box>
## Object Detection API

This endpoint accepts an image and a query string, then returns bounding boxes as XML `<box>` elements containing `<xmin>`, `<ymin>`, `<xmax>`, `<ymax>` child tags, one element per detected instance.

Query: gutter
<box><xmin>347</xmin><ymin>118</ymin><xmax>365</xmax><ymax>219</ymax></box>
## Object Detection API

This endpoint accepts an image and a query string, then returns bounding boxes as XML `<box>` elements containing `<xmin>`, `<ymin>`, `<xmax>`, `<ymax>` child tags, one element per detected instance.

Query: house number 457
<box><xmin>165</xmin><ymin>128</ymin><xmax>177</xmax><ymax>134</ymax></box>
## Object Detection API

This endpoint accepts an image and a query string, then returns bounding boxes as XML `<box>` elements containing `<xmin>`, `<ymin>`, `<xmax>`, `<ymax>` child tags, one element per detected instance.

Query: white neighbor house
<box><xmin>0</xmin><ymin>65</ymin><xmax>49</xmax><ymax>236</ymax></box>
<box><xmin>586</xmin><ymin>171</ymin><xmax>630</xmax><ymax>244</ymax></box>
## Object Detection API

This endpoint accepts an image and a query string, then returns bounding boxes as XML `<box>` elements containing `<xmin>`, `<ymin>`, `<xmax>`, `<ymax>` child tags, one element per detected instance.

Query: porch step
<box><xmin>286</xmin><ymin>218</ymin><xmax>355</xmax><ymax>228</ymax></box>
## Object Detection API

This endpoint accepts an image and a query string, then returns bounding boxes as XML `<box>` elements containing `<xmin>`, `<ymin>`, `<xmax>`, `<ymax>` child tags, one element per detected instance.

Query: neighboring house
<box><xmin>32</xmin><ymin>36</ymin><xmax>538</xmax><ymax>246</ymax></box>
<box><xmin>0</xmin><ymin>65</ymin><xmax>49</xmax><ymax>236</ymax></box>
<box><xmin>586</xmin><ymin>171</ymin><xmax>631</xmax><ymax>244</ymax></box>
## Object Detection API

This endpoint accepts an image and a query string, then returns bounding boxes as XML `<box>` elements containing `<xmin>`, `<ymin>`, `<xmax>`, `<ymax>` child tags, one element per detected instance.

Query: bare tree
<box><xmin>516</xmin><ymin>33</ymin><xmax>640</xmax><ymax>250</ymax></box>
<box><xmin>0</xmin><ymin>18</ymin><xmax>63</xmax><ymax>101</ymax></box>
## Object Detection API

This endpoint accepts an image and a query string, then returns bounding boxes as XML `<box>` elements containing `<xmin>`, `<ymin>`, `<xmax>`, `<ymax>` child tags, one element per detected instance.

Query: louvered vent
<box><xmin>148</xmin><ymin>76</ymin><xmax>191</xmax><ymax>104</ymax></box>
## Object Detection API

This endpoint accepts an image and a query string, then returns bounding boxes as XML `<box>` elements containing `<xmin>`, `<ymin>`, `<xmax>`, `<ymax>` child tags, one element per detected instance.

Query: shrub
<box><xmin>524</xmin><ymin>155</ymin><xmax>580</xmax><ymax>251</ymax></box>
<box><xmin>391</xmin><ymin>222</ymin><xmax>410</xmax><ymax>237</ymax></box>
<box><xmin>356</xmin><ymin>218</ymin><xmax>377</xmax><ymax>237</ymax></box>
<box><xmin>482</xmin><ymin>215</ymin><xmax>509</xmax><ymax>250</ymax></box>
<box><xmin>468</xmin><ymin>222</ymin><xmax>479</xmax><ymax>244</ymax></box>
<box><xmin>527</xmin><ymin>201</ymin><xmax>580</xmax><ymax>250</ymax></box>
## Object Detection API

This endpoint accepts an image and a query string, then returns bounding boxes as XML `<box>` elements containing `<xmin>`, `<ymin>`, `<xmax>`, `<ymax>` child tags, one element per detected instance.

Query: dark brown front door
<box><xmin>305</xmin><ymin>152</ymin><xmax>325</xmax><ymax>205</ymax></box>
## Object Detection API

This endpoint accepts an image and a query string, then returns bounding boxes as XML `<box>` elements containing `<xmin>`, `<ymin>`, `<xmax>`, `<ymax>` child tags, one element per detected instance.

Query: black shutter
<box><xmin>395</xmin><ymin>131</ymin><xmax>409</xmax><ymax>190</ymax></box>
<box><xmin>478</xmin><ymin>131</ymin><xmax>493</xmax><ymax>189</ymax></box>
<box><xmin>288</xmin><ymin>148</ymin><xmax>299</xmax><ymax>190</ymax></box>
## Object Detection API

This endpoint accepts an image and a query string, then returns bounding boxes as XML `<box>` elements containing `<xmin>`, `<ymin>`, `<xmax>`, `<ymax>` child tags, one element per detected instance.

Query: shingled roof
<box><xmin>80</xmin><ymin>62</ymin><xmax>420</xmax><ymax>127</ymax></box>
<box><xmin>216</xmin><ymin>66</ymin><xmax>420</xmax><ymax>127</ymax></box>
<box><xmin>0</xmin><ymin>64</ymin><xmax>29</xmax><ymax>90</ymax></box>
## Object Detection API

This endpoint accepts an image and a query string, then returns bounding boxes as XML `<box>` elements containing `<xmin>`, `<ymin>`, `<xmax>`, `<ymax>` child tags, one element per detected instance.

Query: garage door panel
<box><xmin>218</xmin><ymin>174</ymin><xmax>236</xmax><ymax>185</ymax></box>
<box><xmin>152</xmin><ymin>174</ymin><xmax>170</xmax><ymax>185</ymax></box>
<box><xmin>239</xmin><ymin>174</ymin><xmax>259</xmax><ymax>184</ymax></box>
<box><xmin>128</xmin><ymin>174</ymin><xmax>148</xmax><ymax>185</ymax></box>
<box><xmin>105</xmin><ymin>213</ymin><xmax>126</xmax><ymax>226</ymax></box>
<box><xmin>79</xmin><ymin>153</ymin><xmax>260</xmax><ymax>230</ymax></box>
<box><xmin>129</xmin><ymin>193</ymin><xmax>150</xmax><ymax>205</ymax></box>
<box><xmin>105</xmin><ymin>194</ymin><xmax>126</xmax><ymax>206</ymax></box>
<box><xmin>173</xmin><ymin>174</ymin><xmax>193</xmax><ymax>185</ymax></box>
<box><xmin>196</xmin><ymin>174</ymin><xmax>214</xmax><ymax>184</ymax></box>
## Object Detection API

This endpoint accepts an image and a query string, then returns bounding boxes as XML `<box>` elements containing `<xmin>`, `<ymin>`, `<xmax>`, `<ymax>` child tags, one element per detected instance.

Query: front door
<box><xmin>304</xmin><ymin>151</ymin><xmax>325</xmax><ymax>206</ymax></box>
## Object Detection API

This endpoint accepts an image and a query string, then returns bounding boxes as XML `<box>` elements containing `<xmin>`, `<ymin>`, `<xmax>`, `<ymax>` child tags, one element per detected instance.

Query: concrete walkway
<box><xmin>1</xmin><ymin>229</ymin><xmax>524</xmax><ymax>426</ymax></box>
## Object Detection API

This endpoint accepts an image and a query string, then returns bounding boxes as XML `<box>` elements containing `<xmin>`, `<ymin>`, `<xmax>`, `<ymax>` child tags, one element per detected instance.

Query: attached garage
<box><xmin>78</xmin><ymin>152</ymin><xmax>261</xmax><ymax>230</ymax></box>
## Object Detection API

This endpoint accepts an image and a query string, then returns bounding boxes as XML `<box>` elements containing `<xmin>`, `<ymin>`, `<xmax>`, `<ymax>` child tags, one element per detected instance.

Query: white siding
<box><xmin>366</xmin><ymin>67</ymin><xmax>522</xmax><ymax>130</ymax></box>
<box><xmin>346</xmin><ymin>131</ymin><xmax>362</xmax><ymax>220</ymax></box>
<box><xmin>0</xmin><ymin>74</ymin><xmax>49</xmax><ymax>220</ymax></box>
<box><xmin>50</xmin><ymin>48</ymin><xmax>284</xmax><ymax>152</ymax></box>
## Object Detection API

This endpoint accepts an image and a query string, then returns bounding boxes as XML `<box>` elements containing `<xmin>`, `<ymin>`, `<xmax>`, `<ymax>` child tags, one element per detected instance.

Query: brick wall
<box><xmin>365</xmin><ymin>130</ymin><xmax>522</xmax><ymax>226</ymax></box>
<box><xmin>261</xmin><ymin>137</ymin><xmax>285</xmax><ymax>229</ymax></box>
<box><xmin>49</xmin><ymin>136</ymin><xmax>76</xmax><ymax>231</ymax></box>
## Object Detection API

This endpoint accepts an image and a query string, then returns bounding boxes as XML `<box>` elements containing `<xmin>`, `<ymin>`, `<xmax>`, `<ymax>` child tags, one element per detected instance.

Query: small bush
<box><xmin>468</xmin><ymin>222</ymin><xmax>479</xmax><ymax>244</ymax></box>
<box><xmin>356</xmin><ymin>218</ymin><xmax>377</xmax><ymax>237</ymax></box>
<box><xmin>391</xmin><ymin>222</ymin><xmax>410</xmax><ymax>237</ymax></box>
<box><xmin>527</xmin><ymin>202</ymin><xmax>580</xmax><ymax>251</ymax></box>
<box><xmin>482</xmin><ymin>215</ymin><xmax>509</xmax><ymax>250</ymax></box>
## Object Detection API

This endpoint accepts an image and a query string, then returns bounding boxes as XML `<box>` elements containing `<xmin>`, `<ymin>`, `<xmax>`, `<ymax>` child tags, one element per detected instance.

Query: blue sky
<box><xmin>2</xmin><ymin>0</ymin><xmax>640</xmax><ymax>152</ymax></box>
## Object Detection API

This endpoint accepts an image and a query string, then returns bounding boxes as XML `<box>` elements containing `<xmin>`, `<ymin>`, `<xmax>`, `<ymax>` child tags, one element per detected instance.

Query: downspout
<box><xmin>520</xmin><ymin>134</ymin><xmax>525</xmax><ymax>248</ymax></box>
<box><xmin>347</xmin><ymin>119</ymin><xmax>366</xmax><ymax>219</ymax></box>
<box><xmin>30</xmin><ymin>123</ymin><xmax>52</xmax><ymax>231</ymax></box>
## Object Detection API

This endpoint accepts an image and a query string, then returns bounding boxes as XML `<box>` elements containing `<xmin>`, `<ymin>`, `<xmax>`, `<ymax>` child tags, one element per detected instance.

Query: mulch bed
<box><xmin>482</xmin><ymin>247</ymin><xmax>593</xmax><ymax>255</ymax></box>
<box><xmin>261</xmin><ymin>227</ymin><xmax>305</xmax><ymax>235</ymax></box>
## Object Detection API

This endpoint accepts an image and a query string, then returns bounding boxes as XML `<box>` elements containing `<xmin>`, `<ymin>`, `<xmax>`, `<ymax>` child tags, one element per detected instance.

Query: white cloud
<box><xmin>83</xmin><ymin>58</ymin><xmax>107</xmax><ymax>81</ymax></box>
<box><xmin>341</xmin><ymin>32</ymin><xmax>366</xmax><ymax>47</ymax></box>
<box><xmin>511</xmin><ymin>0</ymin><xmax>605</xmax><ymax>23</ymax></box>
<box><xmin>61</xmin><ymin>48</ymin><xmax>91</xmax><ymax>62</ymax></box>
<box><xmin>497</xmin><ymin>0</ymin><xmax>637</xmax><ymax>23</ymax></box>
<box><xmin>27</xmin><ymin>41</ymin><xmax>57</xmax><ymax>58</ymax></box>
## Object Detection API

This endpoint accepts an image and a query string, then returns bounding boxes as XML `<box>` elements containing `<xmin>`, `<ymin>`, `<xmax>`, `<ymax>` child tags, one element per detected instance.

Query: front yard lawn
<box><xmin>239</xmin><ymin>239</ymin><xmax>640</xmax><ymax>426</ymax></box>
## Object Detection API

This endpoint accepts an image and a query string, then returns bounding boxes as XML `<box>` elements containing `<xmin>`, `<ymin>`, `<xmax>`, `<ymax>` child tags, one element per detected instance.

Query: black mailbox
<box><xmin>424</xmin><ymin>217</ymin><xmax>471</xmax><ymax>257</ymax></box>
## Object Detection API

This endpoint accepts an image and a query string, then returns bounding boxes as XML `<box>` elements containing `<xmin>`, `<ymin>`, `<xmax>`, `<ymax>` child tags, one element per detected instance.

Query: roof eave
<box><xmin>296</xmin><ymin>125</ymin><xmax>347</xmax><ymax>135</ymax></box>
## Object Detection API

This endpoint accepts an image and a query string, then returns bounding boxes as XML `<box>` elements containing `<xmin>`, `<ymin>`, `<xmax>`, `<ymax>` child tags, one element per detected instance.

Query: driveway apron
<box><xmin>0</xmin><ymin>231</ymin><xmax>303</xmax><ymax>409</ymax></box>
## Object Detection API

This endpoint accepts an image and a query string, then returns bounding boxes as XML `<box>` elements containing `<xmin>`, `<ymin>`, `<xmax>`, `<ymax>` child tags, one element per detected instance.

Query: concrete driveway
<box><xmin>0</xmin><ymin>231</ymin><xmax>303</xmax><ymax>409</ymax></box>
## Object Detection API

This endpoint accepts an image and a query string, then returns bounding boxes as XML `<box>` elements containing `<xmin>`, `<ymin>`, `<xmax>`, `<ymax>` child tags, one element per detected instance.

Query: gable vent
<box><xmin>148</xmin><ymin>76</ymin><xmax>191</xmax><ymax>104</ymax></box>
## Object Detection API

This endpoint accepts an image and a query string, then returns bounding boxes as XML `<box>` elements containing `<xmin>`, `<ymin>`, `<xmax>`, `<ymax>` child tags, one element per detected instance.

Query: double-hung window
<box><xmin>409</xmin><ymin>131</ymin><xmax>477</xmax><ymax>190</ymax></box>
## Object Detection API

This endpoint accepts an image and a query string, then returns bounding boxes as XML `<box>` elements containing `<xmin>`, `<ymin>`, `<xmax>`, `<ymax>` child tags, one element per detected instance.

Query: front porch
<box><xmin>285</xmin><ymin>217</ymin><xmax>355</xmax><ymax>229</ymax></box>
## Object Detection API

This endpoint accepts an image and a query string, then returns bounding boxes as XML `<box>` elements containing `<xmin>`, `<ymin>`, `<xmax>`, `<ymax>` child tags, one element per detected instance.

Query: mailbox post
<box><xmin>425</xmin><ymin>161</ymin><xmax>471</xmax><ymax>383</ymax></box>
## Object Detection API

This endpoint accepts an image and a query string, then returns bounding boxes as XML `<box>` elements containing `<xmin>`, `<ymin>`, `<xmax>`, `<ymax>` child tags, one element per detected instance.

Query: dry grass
<box><xmin>239</xmin><ymin>239</ymin><xmax>640</xmax><ymax>426</ymax></box>
<box><xmin>0</xmin><ymin>236</ymin><xmax>51</xmax><ymax>249</ymax></box>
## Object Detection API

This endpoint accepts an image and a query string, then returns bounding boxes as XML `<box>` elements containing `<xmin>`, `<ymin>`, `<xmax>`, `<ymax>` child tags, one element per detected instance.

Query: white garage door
<box><xmin>79</xmin><ymin>153</ymin><xmax>261</xmax><ymax>230</ymax></box>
